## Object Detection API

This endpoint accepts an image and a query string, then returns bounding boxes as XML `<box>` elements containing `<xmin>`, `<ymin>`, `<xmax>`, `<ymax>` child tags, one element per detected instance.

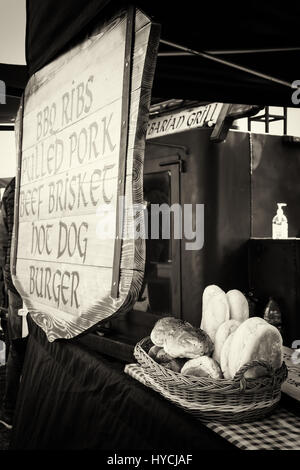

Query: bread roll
<box><xmin>226</xmin><ymin>289</ymin><xmax>249</xmax><ymax>322</ymax></box>
<box><xmin>150</xmin><ymin>317</ymin><xmax>188</xmax><ymax>347</ymax></box>
<box><xmin>213</xmin><ymin>319</ymin><xmax>241</xmax><ymax>363</ymax></box>
<box><xmin>155</xmin><ymin>348</ymin><xmax>174</xmax><ymax>364</ymax></box>
<box><xmin>148</xmin><ymin>345</ymin><xmax>161</xmax><ymax>360</ymax></box>
<box><xmin>201</xmin><ymin>285</ymin><xmax>225</xmax><ymax>325</ymax></box>
<box><xmin>201</xmin><ymin>291</ymin><xmax>230</xmax><ymax>343</ymax></box>
<box><xmin>181</xmin><ymin>356</ymin><xmax>223</xmax><ymax>379</ymax></box>
<box><xmin>164</xmin><ymin>325</ymin><xmax>213</xmax><ymax>359</ymax></box>
<box><xmin>164</xmin><ymin>358</ymin><xmax>187</xmax><ymax>373</ymax></box>
<box><xmin>228</xmin><ymin>317</ymin><xmax>283</xmax><ymax>379</ymax></box>
<box><xmin>220</xmin><ymin>331</ymin><xmax>236</xmax><ymax>379</ymax></box>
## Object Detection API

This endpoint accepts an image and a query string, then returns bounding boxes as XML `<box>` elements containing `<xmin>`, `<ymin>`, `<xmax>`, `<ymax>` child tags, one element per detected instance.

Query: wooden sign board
<box><xmin>146</xmin><ymin>103</ymin><xmax>223</xmax><ymax>139</ymax></box>
<box><xmin>12</xmin><ymin>8</ymin><xmax>160</xmax><ymax>341</ymax></box>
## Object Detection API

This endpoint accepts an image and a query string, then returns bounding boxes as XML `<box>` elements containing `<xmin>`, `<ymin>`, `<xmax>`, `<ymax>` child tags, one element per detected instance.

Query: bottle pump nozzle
<box><xmin>277</xmin><ymin>203</ymin><xmax>287</xmax><ymax>219</ymax></box>
<box><xmin>272</xmin><ymin>203</ymin><xmax>288</xmax><ymax>239</ymax></box>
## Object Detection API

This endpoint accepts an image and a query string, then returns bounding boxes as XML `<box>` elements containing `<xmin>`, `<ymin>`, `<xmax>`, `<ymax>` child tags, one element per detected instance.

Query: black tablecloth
<box><xmin>10</xmin><ymin>318</ymin><xmax>234</xmax><ymax>450</ymax></box>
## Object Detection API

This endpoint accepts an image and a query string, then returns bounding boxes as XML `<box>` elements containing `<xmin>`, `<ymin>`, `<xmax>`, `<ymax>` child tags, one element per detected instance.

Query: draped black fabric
<box><xmin>2</xmin><ymin>0</ymin><xmax>300</xmax><ymax>121</ymax></box>
<box><xmin>152</xmin><ymin>53</ymin><xmax>297</xmax><ymax>107</ymax></box>
<box><xmin>1</xmin><ymin>179</ymin><xmax>20</xmax><ymax>296</ymax></box>
<box><xmin>25</xmin><ymin>0</ymin><xmax>300</xmax><ymax>106</ymax></box>
<box><xmin>25</xmin><ymin>0</ymin><xmax>112</xmax><ymax>76</ymax></box>
<box><xmin>0</xmin><ymin>64</ymin><xmax>28</xmax><ymax>124</ymax></box>
<box><xmin>0</xmin><ymin>178</ymin><xmax>13</xmax><ymax>188</ymax></box>
<box><xmin>10</xmin><ymin>317</ymin><xmax>234</xmax><ymax>450</ymax></box>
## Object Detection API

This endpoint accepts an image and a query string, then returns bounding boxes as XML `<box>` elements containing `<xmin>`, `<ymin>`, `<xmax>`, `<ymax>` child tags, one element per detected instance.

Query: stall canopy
<box><xmin>0</xmin><ymin>64</ymin><xmax>27</xmax><ymax>124</ymax></box>
<box><xmin>1</xmin><ymin>0</ymin><xmax>300</xmax><ymax>124</ymax></box>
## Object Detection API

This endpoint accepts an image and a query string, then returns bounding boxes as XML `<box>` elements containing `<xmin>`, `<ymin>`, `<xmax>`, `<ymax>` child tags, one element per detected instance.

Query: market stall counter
<box><xmin>10</xmin><ymin>317</ymin><xmax>235</xmax><ymax>450</ymax></box>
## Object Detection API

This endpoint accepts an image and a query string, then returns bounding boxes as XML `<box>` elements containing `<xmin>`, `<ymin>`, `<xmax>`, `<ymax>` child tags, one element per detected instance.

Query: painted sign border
<box><xmin>12</xmin><ymin>7</ymin><xmax>161</xmax><ymax>341</ymax></box>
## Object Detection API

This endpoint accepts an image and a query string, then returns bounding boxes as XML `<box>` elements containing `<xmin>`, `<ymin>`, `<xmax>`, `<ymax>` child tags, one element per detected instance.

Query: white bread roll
<box><xmin>201</xmin><ymin>285</ymin><xmax>224</xmax><ymax>324</ymax></box>
<box><xmin>228</xmin><ymin>317</ymin><xmax>283</xmax><ymax>379</ymax></box>
<box><xmin>164</xmin><ymin>325</ymin><xmax>213</xmax><ymax>359</ymax></box>
<box><xmin>150</xmin><ymin>317</ymin><xmax>189</xmax><ymax>347</ymax></box>
<box><xmin>181</xmin><ymin>356</ymin><xmax>223</xmax><ymax>379</ymax></box>
<box><xmin>213</xmin><ymin>319</ymin><xmax>241</xmax><ymax>363</ymax></box>
<box><xmin>226</xmin><ymin>289</ymin><xmax>249</xmax><ymax>322</ymax></box>
<box><xmin>201</xmin><ymin>291</ymin><xmax>230</xmax><ymax>343</ymax></box>
<box><xmin>220</xmin><ymin>331</ymin><xmax>236</xmax><ymax>379</ymax></box>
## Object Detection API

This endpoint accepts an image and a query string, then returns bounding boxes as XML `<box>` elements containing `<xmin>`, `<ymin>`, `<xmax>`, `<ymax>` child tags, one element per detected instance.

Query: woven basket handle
<box><xmin>233</xmin><ymin>360</ymin><xmax>274</xmax><ymax>390</ymax></box>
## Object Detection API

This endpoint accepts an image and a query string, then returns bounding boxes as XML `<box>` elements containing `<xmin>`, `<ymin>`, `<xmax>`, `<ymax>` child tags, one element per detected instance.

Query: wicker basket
<box><xmin>133</xmin><ymin>337</ymin><xmax>288</xmax><ymax>423</ymax></box>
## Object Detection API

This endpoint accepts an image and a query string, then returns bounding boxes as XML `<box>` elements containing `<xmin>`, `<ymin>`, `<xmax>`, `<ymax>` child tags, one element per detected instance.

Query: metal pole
<box><xmin>160</xmin><ymin>39</ymin><xmax>293</xmax><ymax>89</ymax></box>
<box><xmin>158</xmin><ymin>46</ymin><xmax>300</xmax><ymax>56</ymax></box>
<box><xmin>283</xmin><ymin>107</ymin><xmax>288</xmax><ymax>135</ymax></box>
<box><xmin>265</xmin><ymin>106</ymin><xmax>269</xmax><ymax>133</ymax></box>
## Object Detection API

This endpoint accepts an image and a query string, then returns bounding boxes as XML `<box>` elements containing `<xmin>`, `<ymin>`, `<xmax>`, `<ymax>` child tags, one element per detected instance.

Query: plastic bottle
<box><xmin>263</xmin><ymin>297</ymin><xmax>283</xmax><ymax>335</ymax></box>
<box><xmin>272</xmin><ymin>203</ymin><xmax>288</xmax><ymax>239</ymax></box>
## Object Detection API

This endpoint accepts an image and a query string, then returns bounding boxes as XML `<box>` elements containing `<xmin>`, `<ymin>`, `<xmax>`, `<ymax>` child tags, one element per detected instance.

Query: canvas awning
<box><xmin>1</xmin><ymin>0</ymin><xmax>300</xmax><ymax>124</ymax></box>
<box><xmin>0</xmin><ymin>63</ymin><xmax>28</xmax><ymax>123</ymax></box>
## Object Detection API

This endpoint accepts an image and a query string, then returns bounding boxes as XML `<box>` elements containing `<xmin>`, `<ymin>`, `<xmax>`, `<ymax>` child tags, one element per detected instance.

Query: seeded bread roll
<box><xmin>226</xmin><ymin>289</ymin><xmax>249</xmax><ymax>323</ymax></box>
<box><xmin>220</xmin><ymin>331</ymin><xmax>236</xmax><ymax>379</ymax></box>
<box><xmin>181</xmin><ymin>356</ymin><xmax>223</xmax><ymax>379</ymax></box>
<box><xmin>150</xmin><ymin>317</ymin><xmax>189</xmax><ymax>347</ymax></box>
<box><xmin>164</xmin><ymin>325</ymin><xmax>213</xmax><ymax>359</ymax></box>
<box><xmin>201</xmin><ymin>290</ymin><xmax>230</xmax><ymax>343</ymax></box>
<box><xmin>228</xmin><ymin>317</ymin><xmax>283</xmax><ymax>379</ymax></box>
<box><xmin>213</xmin><ymin>319</ymin><xmax>241</xmax><ymax>363</ymax></box>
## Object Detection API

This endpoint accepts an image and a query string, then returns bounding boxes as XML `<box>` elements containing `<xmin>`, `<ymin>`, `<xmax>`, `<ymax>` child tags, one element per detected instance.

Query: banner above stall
<box><xmin>146</xmin><ymin>103</ymin><xmax>223</xmax><ymax>139</ymax></box>
<box><xmin>12</xmin><ymin>7</ymin><xmax>160</xmax><ymax>341</ymax></box>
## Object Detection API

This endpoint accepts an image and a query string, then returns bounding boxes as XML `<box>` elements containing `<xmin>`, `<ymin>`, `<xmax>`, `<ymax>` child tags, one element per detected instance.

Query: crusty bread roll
<box><xmin>213</xmin><ymin>319</ymin><xmax>241</xmax><ymax>363</ymax></box>
<box><xmin>226</xmin><ymin>289</ymin><xmax>249</xmax><ymax>323</ymax></box>
<box><xmin>148</xmin><ymin>346</ymin><xmax>173</xmax><ymax>364</ymax></box>
<box><xmin>181</xmin><ymin>356</ymin><xmax>223</xmax><ymax>379</ymax></box>
<box><xmin>220</xmin><ymin>331</ymin><xmax>236</xmax><ymax>379</ymax></box>
<box><xmin>150</xmin><ymin>317</ymin><xmax>189</xmax><ymax>347</ymax></box>
<box><xmin>201</xmin><ymin>290</ymin><xmax>230</xmax><ymax>343</ymax></box>
<box><xmin>164</xmin><ymin>325</ymin><xmax>213</xmax><ymax>359</ymax></box>
<box><xmin>148</xmin><ymin>345</ymin><xmax>161</xmax><ymax>360</ymax></box>
<box><xmin>155</xmin><ymin>348</ymin><xmax>174</xmax><ymax>364</ymax></box>
<box><xmin>228</xmin><ymin>317</ymin><xmax>283</xmax><ymax>379</ymax></box>
<box><xmin>164</xmin><ymin>358</ymin><xmax>187</xmax><ymax>373</ymax></box>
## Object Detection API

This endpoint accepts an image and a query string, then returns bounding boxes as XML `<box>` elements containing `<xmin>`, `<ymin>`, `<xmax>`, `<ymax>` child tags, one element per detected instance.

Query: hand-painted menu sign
<box><xmin>12</xmin><ymin>8</ymin><xmax>160</xmax><ymax>341</ymax></box>
<box><xmin>146</xmin><ymin>103</ymin><xmax>223</xmax><ymax>139</ymax></box>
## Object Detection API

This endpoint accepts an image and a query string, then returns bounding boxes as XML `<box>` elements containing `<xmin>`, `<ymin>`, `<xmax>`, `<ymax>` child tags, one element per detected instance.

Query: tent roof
<box><xmin>0</xmin><ymin>177</ymin><xmax>13</xmax><ymax>188</ymax></box>
<box><xmin>0</xmin><ymin>63</ymin><xmax>28</xmax><ymax>123</ymax></box>
<box><xmin>1</xmin><ymin>0</ymin><xmax>300</xmax><ymax>123</ymax></box>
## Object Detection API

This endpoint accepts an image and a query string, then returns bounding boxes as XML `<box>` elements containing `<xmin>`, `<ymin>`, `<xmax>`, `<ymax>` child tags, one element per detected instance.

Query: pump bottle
<box><xmin>272</xmin><ymin>203</ymin><xmax>288</xmax><ymax>239</ymax></box>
